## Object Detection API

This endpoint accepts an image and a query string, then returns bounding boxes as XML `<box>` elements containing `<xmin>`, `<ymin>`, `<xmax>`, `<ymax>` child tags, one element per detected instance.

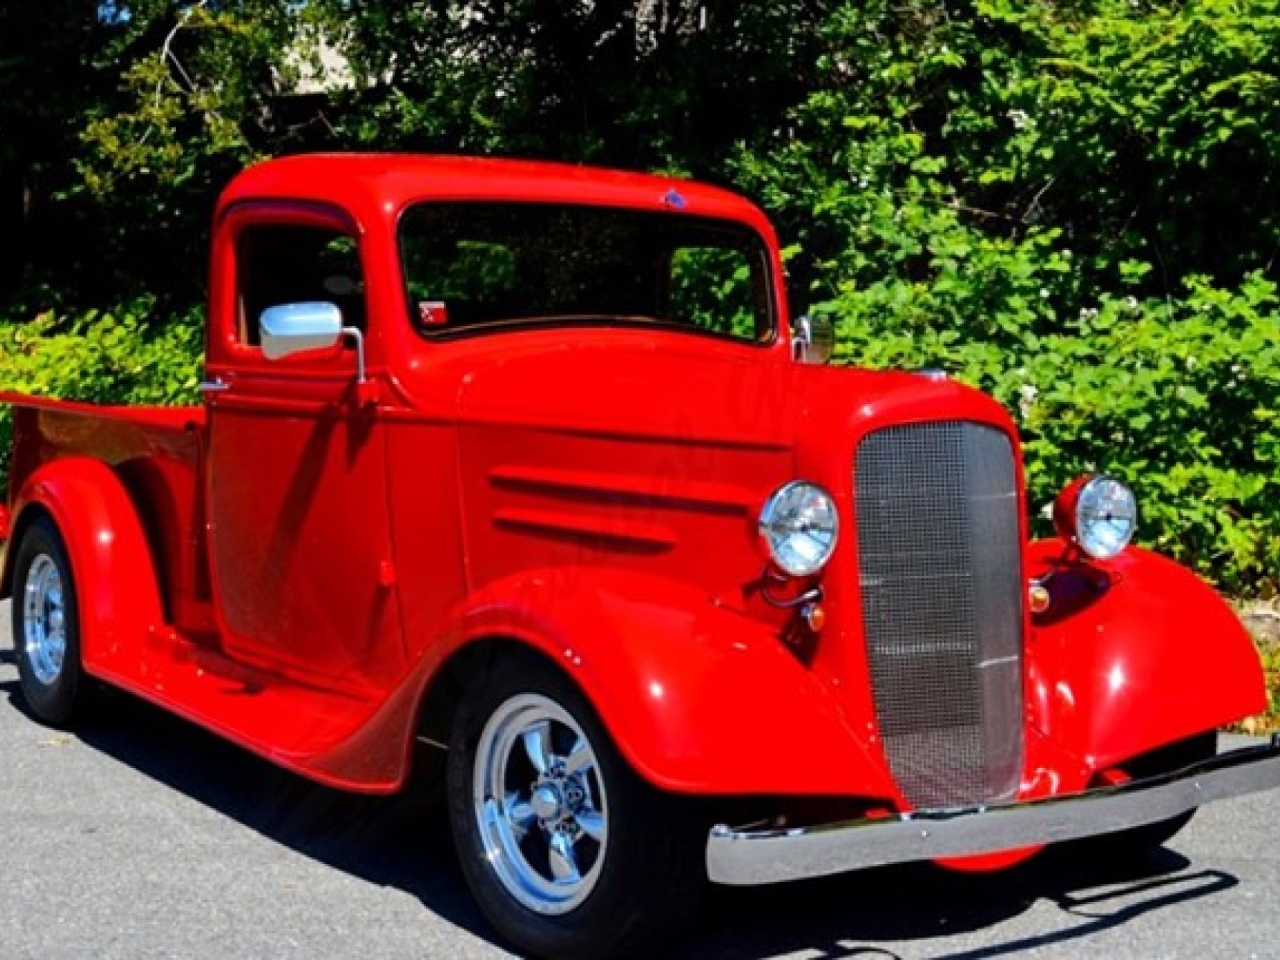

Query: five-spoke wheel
<box><xmin>473</xmin><ymin>693</ymin><xmax>608</xmax><ymax>914</ymax></box>
<box><xmin>446</xmin><ymin>652</ymin><xmax>704</xmax><ymax>959</ymax></box>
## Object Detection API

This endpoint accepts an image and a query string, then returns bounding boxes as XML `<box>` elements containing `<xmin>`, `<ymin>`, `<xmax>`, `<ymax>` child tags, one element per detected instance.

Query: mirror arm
<box><xmin>342</xmin><ymin>326</ymin><xmax>366</xmax><ymax>382</ymax></box>
<box><xmin>791</xmin><ymin>314</ymin><xmax>834</xmax><ymax>365</ymax></box>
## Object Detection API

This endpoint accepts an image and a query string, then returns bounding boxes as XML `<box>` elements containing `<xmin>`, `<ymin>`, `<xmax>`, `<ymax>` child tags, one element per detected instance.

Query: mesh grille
<box><xmin>855</xmin><ymin>422</ymin><xmax>1023</xmax><ymax>810</ymax></box>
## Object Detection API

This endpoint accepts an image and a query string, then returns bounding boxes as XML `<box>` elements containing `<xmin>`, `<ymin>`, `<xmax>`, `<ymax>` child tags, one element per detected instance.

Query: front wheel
<box><xmin>1063</xmin><ymin>732</ymin><xmax>1218</xmax><ymax>861</ymax></box>
<box><xmin>446</xmin><ymin>654</ymin><xmax>704</xmax><ymax>959</ymax></box>
<box><xmin>1106</xmin><ymin>732</ymin><xmax>1218</xmax><ymax>853</ymax></box>
<box><xmin>11</xmin><ymin>516</ymin><xmax>86</xmax><ymax>726</ymax></box>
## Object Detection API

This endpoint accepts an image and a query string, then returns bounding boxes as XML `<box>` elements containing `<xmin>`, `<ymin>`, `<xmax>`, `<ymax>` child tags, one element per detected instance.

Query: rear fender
<box><xmin>432</xmin><ymin>567</ymin><xmax>894</xmax><ymax>797</ymax></box>
<box><xmin>1027</xmin><ymin>540</ymin><xmax>1264</xmax><ymax>772</ymax></box>
<box><xmin>4</xmin><ymin>457</ymin><xmax>165</xmax><ymax>675</ymax></box>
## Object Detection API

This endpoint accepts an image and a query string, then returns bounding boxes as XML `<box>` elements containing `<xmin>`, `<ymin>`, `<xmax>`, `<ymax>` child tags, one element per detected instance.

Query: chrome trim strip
<box><xmin>706</xmin><ymin>738</ymin><xmax>1280</xmax><ymax>886</ymax></box>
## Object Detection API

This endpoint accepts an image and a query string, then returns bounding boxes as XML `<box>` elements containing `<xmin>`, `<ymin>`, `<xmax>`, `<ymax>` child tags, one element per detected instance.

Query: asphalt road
<box><xmin>3</xmin><ymin>595</ymin><xmax>1280</xmax><ymax>960</ymax></box>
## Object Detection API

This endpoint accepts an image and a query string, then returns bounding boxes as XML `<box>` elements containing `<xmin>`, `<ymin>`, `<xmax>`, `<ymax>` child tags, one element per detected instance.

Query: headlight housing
<box><xmin>759</xmin><ymin>481</ymin><xmax>839</xmax><ymax>576</ymax></box>
<box><xmin>1053</xmin><ymin>474</ymin><xmax>1137</xmax><ymax>560</ymax></box>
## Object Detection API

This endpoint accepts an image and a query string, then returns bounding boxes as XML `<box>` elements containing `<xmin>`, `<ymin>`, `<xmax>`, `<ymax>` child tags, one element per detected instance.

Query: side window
<box><xmin>237</xmin><ymin>225</ymin><xmax>366</xmax><ymax>346</ymax></box>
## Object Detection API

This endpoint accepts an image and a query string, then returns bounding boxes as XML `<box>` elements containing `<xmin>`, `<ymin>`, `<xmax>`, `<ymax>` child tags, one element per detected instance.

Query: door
<box><xmin>202</xmin><ymin>204</ymin><xmax>404</xmax><ymax>694</ymax></box>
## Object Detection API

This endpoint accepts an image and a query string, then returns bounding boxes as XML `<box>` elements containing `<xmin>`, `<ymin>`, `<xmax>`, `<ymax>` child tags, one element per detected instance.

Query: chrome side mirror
<box><xmin>259</xmin><ymin>301</ymin><xmax>366</xmax><ymax>381</ymax></box>
<box><xmin>791</xmin><ymin>314</ymin><xmax>834</xmax><ymax>365</ymax></box>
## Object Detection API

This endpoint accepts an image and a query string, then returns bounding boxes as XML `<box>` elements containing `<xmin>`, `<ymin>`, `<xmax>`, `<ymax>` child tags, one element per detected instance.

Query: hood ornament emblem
<box><xmin>661</xmin><ymin>188</ymin><xmax>688</xmax><ymax>210</ymax></box>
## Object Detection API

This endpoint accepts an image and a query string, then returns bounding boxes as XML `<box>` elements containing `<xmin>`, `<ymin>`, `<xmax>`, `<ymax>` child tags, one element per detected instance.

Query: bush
<box><xmin>0</xmin><ymin>299</ymin><xmax>203</xmax><ymax>498</ymax></box>
<box><xmin>821</xmin><ymin>272</ymin><xmax>1280</xmax><ymax>596</ymax></box>
<box><xmin>735</xmin><ymin>0</ymin><xmax>1280</xmax><ymax>597</ymax></box>
<box><xmin>4</xmin><ymin>1</ymin><xmax>1279</xmax><ymax>598</ymax></box>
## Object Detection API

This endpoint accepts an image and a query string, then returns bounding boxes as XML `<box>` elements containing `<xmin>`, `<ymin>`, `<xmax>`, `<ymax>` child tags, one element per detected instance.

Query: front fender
<box><xmin>5</xmin><ymin>457</ymin><xmax>165</xmax><ymax>676</ymax></box>
<box><xmin>434</xmin><ymin>567</ymin><xmax>895</xmax><ymax>797</ymax></box>
<box><xmin>1027</xmin><ymin>539</ymin><xmax>1265</xmax><ymax>771</ymax></box>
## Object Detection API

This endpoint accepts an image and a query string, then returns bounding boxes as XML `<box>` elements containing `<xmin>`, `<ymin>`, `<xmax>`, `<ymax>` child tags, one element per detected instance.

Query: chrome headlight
<box><xmin>759</xmin><ymin>481</ymin><xmax>839</xmax><ymax>576</ymax></box>
<box><xmin>1053</xmin><ymin>474</ymin><xmax>1137</xmax><ymax>560</ymax></box>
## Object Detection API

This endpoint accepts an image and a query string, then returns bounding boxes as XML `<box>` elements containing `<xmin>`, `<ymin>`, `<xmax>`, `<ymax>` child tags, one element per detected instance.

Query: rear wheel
<box><xmin>446</xmin><ymin>654</ymin><xmax>704</xmax><ymax>959</ymax></box>
<box><xmin>11</xmin><ymin>516</ymin><xmax>86</xmax><ymax>726</ymax></box>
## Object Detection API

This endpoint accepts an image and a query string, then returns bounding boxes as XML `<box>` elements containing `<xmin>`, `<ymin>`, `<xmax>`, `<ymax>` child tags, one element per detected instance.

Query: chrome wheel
<box><xmin>448</xmin><ymin>658</ymin><xmax>705</xmax><ymax>958</ymax></box>
<box><xmin>22</xmin><ymin>554</ymin><xmax>67</xmax><ymax>686</ymax></box>
<box><xmin>12</xmin><ymin>516</ymin><xmax>85</xmax><ymax>727</ymax></box>
<box><xmin>472</xmin><ymin>693</ymin><xmax>608</xmax><ymax>915</ymax></box>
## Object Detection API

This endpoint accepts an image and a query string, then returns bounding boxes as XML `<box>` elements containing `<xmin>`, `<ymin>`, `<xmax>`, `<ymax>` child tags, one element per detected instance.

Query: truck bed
<box><xmin>2</xmin><ymin>391</ymin><xmax>206</xmax><ymax>629</ymax></box>
<box><xmin>1</xmin><ymin>392</ymin><xmax>409</xmax><ymax>788</ymax></box>
<box><xmin>0</xmin><ymin>390</ymin><xmax>203</xmax><ymax>430</ymax></box>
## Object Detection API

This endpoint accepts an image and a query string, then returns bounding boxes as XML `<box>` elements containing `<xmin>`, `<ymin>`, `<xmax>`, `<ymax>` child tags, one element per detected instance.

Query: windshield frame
<box><xmin>396</xmin><ymin>200</ymin><xmax>779</xmax><ymax>347</ymax></box>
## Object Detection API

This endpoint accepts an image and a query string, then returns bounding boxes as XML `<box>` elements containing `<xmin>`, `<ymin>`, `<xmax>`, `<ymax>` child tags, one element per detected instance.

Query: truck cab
<box><xmin>3</xmin><ymin>154</ymin><xmax>1280</xmax><ymax>960</ymax></box>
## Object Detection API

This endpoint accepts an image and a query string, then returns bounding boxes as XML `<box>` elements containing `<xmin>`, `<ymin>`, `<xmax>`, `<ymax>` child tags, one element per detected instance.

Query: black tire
<box><xmin>1109</xmin><ymin>732</ymin><xmax>1218</xmax><ymax>852</ymax></box>
<box><xmin>446</xmin><ymin>653</ymin><xmax>705</xmax><ymax>960</ymax></box>
<box><xmin>1068</xmin><ymin>732</ymin><xmax>1218</xmax><ymax>859</ymax></box>
<box><xmin>11</xmin><ymin>515</ymin><xmax>86</xmax><ymax>726</ymax></box>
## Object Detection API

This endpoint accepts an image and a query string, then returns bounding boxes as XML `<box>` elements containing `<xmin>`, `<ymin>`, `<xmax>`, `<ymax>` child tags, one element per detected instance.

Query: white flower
<box><xmin>1008</xmin><ymin>109</ymin><xmax>1032</xmax><ymax>130</ymax></box>
<box><xmin>1018</xmin><ymin>383</ymin><xmax>1039</xmax><ymax>421</ymax></box>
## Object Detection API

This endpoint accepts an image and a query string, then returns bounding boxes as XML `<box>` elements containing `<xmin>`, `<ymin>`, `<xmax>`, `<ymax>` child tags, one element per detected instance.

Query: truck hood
<box><xmin>441</xmin><ymin>329</ymin><xmax>1017</xmax><ymax>597</ymax></box>
<box><xmin>447</xmin><ymin>328</ymin><xmax>1015</xmax><ymax>462</ymax></box>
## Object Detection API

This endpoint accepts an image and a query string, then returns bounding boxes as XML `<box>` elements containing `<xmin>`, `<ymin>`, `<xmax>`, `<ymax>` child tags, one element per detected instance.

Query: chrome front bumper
<box><xmin>707</xmin><ymin>736</ymin><xmax>1280</xmax><ymax>886</ymax></box>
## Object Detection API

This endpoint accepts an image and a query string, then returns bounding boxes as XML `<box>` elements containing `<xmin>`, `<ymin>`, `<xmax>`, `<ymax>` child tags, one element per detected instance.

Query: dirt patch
<box><xmin>1239</xmin><ymin>599</ymin><xmax>1280</xmax><ymax>646</ymax></box>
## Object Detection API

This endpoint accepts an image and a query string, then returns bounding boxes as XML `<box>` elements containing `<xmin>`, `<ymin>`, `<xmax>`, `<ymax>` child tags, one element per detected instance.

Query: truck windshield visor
<box><xmin>399</xmin><ymin>201</ymin><xmax>774</xmax><ymax>343</ymax></box>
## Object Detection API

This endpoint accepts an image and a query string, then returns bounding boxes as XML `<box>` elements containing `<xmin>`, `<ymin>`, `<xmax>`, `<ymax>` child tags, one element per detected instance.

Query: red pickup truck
<box><xmin>2</xmin><ymin>153</ymin><xmax>1279</xmax><ymax>959</ymax></box>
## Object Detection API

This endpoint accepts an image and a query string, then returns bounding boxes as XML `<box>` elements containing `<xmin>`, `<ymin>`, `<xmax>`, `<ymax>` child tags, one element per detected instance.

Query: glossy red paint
<box><xmin>1051</xmin><ymin>474</ymin><xmax>1091</xmax><ymax>544</ymax></box>
<box><xmin>8</xmin><ymin>456</ymin><xmax>166</xmax><ymax>673</ymax></box>
<box><xmin>1026</xmin><ymin>538</ymin><xmax>1265</xmax><ymax>772</ymax></box>
<box><xmin>0</xmin><ymin>154</ymin><xmax>1267</xmax><ymax>847</ymax></box>
<box><xmin>0</xmin><ymin>399</ymin><xmax>208</xmax><ymax>629</ymax></box>
<box><xmin>420</xmin><ymin>566</ymin><xmax>899</xmax><ymax>796</ymax></box>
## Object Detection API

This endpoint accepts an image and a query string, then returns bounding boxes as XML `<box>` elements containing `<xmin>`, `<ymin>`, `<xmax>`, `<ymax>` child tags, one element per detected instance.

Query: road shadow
<box><xmin>0</xmin><ymin>680</ymin><xmax>500</xmax><ymax>949</ymax></box>
<box><xmin>0</xmin><ymin>680</ymin><xmax>1240</xmax><ymax>959</ymax></box>
<box><xmin>679</xmin><ymin>845</ymin><xmax>1232</xmax><ymax>958</ymax></box>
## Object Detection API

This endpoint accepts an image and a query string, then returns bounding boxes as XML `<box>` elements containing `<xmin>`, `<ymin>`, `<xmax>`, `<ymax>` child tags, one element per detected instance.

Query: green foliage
<box><xmin>824</xmin><ymin>272</ymin><xmax>1280</xmax><ymax>595</ymax></box>
<box><xmin>0</xmin><ymin>301</ymin><xmax>203</xmax><ymax>498</ymax></box>
<box><xmin>733</xmin><ymin>0</ymin><xmax>1280</xmax><ymax>595</ymax></box>
<box><xmin>3</xmin><ymin>0</ymin><xmax>1280</xmax><ymax>594</ymax></box>
<box><xmin>320</xmin><ymin>0</ymin><xmax>833</xmax><ymax>172</ymax></box>
<box><xmin>669</xmin><ymin>248</ymin><xmax>760</xmax><ymax>339</ymax></box>
<box><xmin>974</xmin><ymin>0</ymin><xmax>1280</xmax><ymax>286</ymax></box>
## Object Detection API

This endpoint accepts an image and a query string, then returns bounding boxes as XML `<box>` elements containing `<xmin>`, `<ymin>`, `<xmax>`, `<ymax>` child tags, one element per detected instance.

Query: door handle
<box><xmin>198</xmin><ymin>378</ymin><xmax>230</xmax><ymax>394</ymax></box>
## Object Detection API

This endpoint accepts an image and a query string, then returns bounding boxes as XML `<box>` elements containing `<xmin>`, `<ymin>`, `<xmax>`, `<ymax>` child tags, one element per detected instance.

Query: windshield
<box><xmin>398</xmin><ymin>202</ymin><xmax>774</xmax><ymax>342</ymax></box>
